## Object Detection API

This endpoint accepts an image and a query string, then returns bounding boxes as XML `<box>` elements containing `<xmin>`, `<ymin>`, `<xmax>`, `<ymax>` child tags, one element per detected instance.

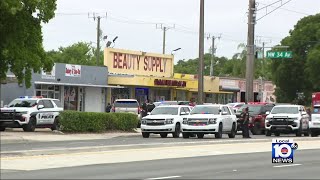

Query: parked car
<box><xmin>0</xmin><ymin>96</ymin><xmax>63</xmax><ymax>132</ymax></box>
<box><xmin>181</xmin><ymin>104</ymin><xmax>237</xmax><ymax>139</ymax></box>
<box><xmin>309</xmin><ymin>105</ymin><xmax>320</xmax><ymax>137</ymax></box>
<box><xmin>112</xmin><ymin>99</ymin><xmax>140</xmax><ymax>115</ymax></box>
<box><xmin>140</xmin><ymin>105</ymin><xmax>192</xmax><ymax>138</ymax></box>
<box><xmin>236</xmin><ymin>102</ymin><xmax>275</xmax><ymax>135</ymax></box>
<box><xmin>265</xmin><ymin>105</ymin><xmax>310</xmax><ymax>137</ymax></box>
<box><xmin>154</xmin><ymin>101</ymin><xmax>190</xmax><ymax>107</ymax></box>
<box><xmin>227</xmin><ymin>102</ymin><xmax>245</xmax><ymax>113</ymax></box>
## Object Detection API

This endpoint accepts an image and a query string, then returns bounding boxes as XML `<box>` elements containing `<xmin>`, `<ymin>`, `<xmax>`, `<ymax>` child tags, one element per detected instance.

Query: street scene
<box><xmin>1</xmin><ymin>0</ymin><xmax>320</xmax><ymax>179</ymax></box>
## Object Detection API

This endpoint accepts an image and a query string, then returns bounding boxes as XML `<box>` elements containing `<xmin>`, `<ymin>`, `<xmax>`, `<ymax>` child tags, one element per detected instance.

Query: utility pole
<box><xmin>96</xmin><ymin>16</ymin><xmax>101</xmax><ymax>66</ymax></box>
<box><xmin>162</xmin><ymin>26</ymin><xmax>166</xmax><ymax>54</ymax></box>
<box><xmin>156</xmin><ymin>24</ymin><xmax>175</xmax><ymax>54</ymax></box>
<box><xmin>198</xmin><ymin>0</ymin><xmax>205</xmax><ymax>104</ymax></box>
<box><xmin>208</xmin><ymin>35</ymin><xmax>221</xmax><ymax>77</ymax></box>
<box><xmin>245</xmin><ymin>0</ymin><xmax>256</xmax><ymax>103</ymax></box>
<box><xmin>88</xmin><ymin>13</ymin><xmax>107</xmax><ymax>66</ymax></box>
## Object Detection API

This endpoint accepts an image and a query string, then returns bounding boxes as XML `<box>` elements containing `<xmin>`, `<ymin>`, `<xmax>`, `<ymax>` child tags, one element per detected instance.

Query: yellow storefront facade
<box><xmin>104</xmin><ymin>48</ymin><xmax>228</xmax><ymax>104</ymax></box>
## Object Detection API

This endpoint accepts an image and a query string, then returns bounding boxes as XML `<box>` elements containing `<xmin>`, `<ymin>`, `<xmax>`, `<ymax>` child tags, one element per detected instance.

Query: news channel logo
<box><xmin>272</xmin><ymin>139</ymin><xmax>298</xmax><ymax>163</ymax></box>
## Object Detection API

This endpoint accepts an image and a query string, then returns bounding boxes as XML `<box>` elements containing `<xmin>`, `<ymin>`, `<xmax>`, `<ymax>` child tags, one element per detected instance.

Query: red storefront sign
<box><xmin>154</xmin><ymin>79</ymin><xmax>186</xmax><ymax>87</ymax></box>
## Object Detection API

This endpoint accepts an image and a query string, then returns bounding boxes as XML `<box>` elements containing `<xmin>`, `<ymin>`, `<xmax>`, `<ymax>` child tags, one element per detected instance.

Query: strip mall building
<box><xmin>104</xmin><ymin>48</ymin><xmax>276</xmax><ymax>105</ymax></box>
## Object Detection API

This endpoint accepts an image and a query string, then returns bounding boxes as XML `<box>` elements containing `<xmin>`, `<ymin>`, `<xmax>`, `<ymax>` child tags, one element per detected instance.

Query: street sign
<box><xmin>266</xmin><ymin>51</ymin><xmax>292</xmax><ymax>59</ymax></box>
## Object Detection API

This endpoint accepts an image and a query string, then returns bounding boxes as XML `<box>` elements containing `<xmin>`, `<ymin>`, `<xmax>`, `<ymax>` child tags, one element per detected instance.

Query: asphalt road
<box><xmin>1</xmin><ymin>134</ymin><xmax>312</xmax><ymax>153</ymax></box>
<box><xmin>1</xmin><ymin>149</ymin><xmax>319</xmax><ymax>179</ymax></box>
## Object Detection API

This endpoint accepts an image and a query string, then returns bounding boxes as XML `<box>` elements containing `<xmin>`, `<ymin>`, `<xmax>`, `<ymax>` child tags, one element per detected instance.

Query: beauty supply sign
<box><xmin>104</xmin><ymin>48</ymin><xmax>174</xmax><ymax>77</ymax></box>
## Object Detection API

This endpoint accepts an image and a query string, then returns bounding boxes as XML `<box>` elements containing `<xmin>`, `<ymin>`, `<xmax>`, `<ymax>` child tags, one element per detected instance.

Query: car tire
<box><xmin>160</xmin><ymin>133</ymin><xmax>168</xmax><ymax>138</ymax></box>
<box><xmin>142</xmin><ymin>132</ymin><xmax>150</xmax><ymax>138</ymax></box>
<box><xmin>275</xmin><ymin>132</ymin><xmax>280</xmax><ymax>136</ymax></box>
<box><xmin>304</xmin><ymin>127</ymin><xmax>310</xmax><ymax>136</ymax></box>
<box><xmin>197</xmin><ymin>133</ymin><xmax>204</xmax><ymax>139</ymax></box>
<box><xmin>228</xmin><ymin>123</ymin><xmax>236</xmax><ymax>138</ymax></box>
<box><xmin>311</xmin><ymin>131</ymin><xmax>318</xmax><ymax>137</ymax></box>
<box><xmin>215</xmin><ymin>123</ymin><xmax>223</xmax><ymax>139</ymax></box>
<box><xmin>251</xmin><ymin>122</ymin><xmax>262</xmax><ymax>135</ymax></box>
<box><xmin>265</xmin><ymin>130</ymin><xmax>272</xmax><ymax>136</ymax></box>
<box><xmin>51</xmin><ymin>117</ymin><xmax>60</xmax><ymax>131</ymax></box>
<box><xmin>172</xmin><ymin>123</ymin><xmax>181</xmax><ymax>138</ymax></box>
<box><xmin>182</xmin><ymin>132</ymin><xmax>190</xmax><ymax>139</ymax></box>
<box><xmin>0</xmin><ymin>126</ymin><xmax>5</xmax><ymax>131</ymax></box>
<box><xmin>296</xmin><ymin>123</ymin><xmax>302</xmax><ymax>137</ymax></box>
<box><xmin>23</xmin><ymin>117</ymin><xmax>36</xmax><ymax>132</ymax></box>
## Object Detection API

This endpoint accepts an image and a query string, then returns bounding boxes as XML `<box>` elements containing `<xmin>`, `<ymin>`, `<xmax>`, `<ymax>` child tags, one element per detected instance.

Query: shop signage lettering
<box><xmin>154</xmin><ymin>79</ymin><xmax>186</xmax><ymax>87</ymax></box>
<box><xmin>113</xmin><ymin>53</ymin><xmax>168</xmax><ymax>72</ymax></box>
<box><xmin>41</xmin><ymin>64</ymin><xmax>56</xmax><ymax>79</ymax></box>
<box><xmin>65</xmin><ymin>64</ymin><xmax>81</xmax><ymax>77</ymax></box>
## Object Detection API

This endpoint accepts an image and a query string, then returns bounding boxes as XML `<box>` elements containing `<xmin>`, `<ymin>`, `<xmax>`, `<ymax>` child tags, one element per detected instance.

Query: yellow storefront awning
<box><xmin>188</xmin><ymin>88</ymin><xmax>234</xmax><ymax>94</ymax></box>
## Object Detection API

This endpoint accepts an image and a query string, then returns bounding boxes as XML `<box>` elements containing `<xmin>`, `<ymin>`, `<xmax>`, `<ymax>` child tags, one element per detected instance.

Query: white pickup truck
<box><xmin>265</xmin><ymin>105</ymin><xmax>309</xmax><ymax>137</ymax></box>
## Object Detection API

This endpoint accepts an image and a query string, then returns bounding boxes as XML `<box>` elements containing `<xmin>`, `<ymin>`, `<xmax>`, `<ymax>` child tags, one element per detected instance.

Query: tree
<box><xmin>0</xmin><ymin>0</ymin><xmax>57</xmax><ymax>87</ymax></box>
<box><xmin>271</xmin><ymin>13</ymin><xmax>320</xmax><ymax>104</ymax></box>
<box><xmin>47</xmin><ymin>42</ymin><xmax>104</xmax><ymax>66</ymax></box>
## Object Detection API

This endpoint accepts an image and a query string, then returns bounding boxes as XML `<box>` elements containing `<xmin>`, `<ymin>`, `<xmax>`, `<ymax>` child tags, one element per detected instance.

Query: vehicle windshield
<box><xmin>271</xmin><ymin>107</ymin><xmax>299</xmax><ymax>114</ymax></box>
<box><xmin>190</xmin><ymin>106</ymin><xmax>220</xmax><ymax>115</ymax></box>
<box><xmin>8</xmin><ymin>99</ymin><xmax>37</xmax><ymax>108</ymax></box>
<box><xmin>150</xmin><ymin>107</ymin><xmax>179</xmax><ymax>115</ymax></box>
<box><xmin>114</xmin><ymin>101</ymin><xmax>139</xmax><ymax>107</ymax></box>
<box><xmin>238</xmin><ymin>105</ymin><xmax>262</xmax><ymax>115</ymax></box>
<box><xmin>313</xmin><ymin>107</ymin><xmax>320</xmax><ymax>114</ymax></box>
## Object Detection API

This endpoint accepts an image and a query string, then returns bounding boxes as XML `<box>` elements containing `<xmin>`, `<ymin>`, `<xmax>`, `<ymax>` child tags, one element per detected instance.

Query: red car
<box><xmin>236</xmin><ymin>102</ymin><xmax>275</xmax><ymax>135</ymax></box>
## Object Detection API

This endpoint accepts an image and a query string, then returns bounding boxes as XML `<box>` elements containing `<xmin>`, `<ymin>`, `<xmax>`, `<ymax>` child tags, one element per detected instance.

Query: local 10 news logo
<box><xmin>272</xmin><ymin>139</ymin><xmax>298</xmax><ymax>163</ymax></box>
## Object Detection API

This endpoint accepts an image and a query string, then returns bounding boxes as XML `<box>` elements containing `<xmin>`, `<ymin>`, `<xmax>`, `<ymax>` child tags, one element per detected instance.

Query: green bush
<box><xmin>113</xmin><ymin>113</ymin><xmax>139</xmax><ymax>131</ymax></box>
<box><xmin>59</xmin><ymin>111</ymin><xmax>139</xmax><ymax>133</ymax></box>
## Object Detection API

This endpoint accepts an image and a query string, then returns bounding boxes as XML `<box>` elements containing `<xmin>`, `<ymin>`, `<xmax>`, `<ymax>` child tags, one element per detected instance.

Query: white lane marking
<box><xmin>146</xmin><ymin>176</ymin><xmax>181</xmax><ymax>180</ymax></box>
<box><xmin>273</xmin><ymin>164</ymin><xmax>302</xmax><ymax>168</ymax></box>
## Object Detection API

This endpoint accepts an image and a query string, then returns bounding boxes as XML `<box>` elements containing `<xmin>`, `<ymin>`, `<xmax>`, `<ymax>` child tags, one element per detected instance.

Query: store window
<box><xmin>64</xmin><ymin>86</ymin><xmax>78</xmax><ymax>111</ymax></box>
<box><xmin>111</xmin><ymin>88</ymin><xmax>130</xmax><ymax>103</ymax></box>
<box><xmin>152</xmin><ymin>88</ymin><xmax>171</xmax><ymax>102</ymax></box>
<box><xmin>35</xmin><ymin>84</ymin><xmax>61</xmax><ymax>100</ymax></box>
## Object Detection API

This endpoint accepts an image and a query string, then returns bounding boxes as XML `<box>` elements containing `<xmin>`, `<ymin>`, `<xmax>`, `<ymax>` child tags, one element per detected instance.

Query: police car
<box><xmin>310</xmin><ymin>104</ymin><xmax>320</xmax><ymax>137</ymax></box>
<box><xmin>0</xmin><ymin>96</ymin><xmax>63</xmax><ymax>132</ymax></box>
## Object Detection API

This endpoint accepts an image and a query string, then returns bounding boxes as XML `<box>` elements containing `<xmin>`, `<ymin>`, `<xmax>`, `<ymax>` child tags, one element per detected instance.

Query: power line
<box><xmin>258</xmin><ymin>2</ymin><xmax>310</xmax><ymax>16</ymax></box>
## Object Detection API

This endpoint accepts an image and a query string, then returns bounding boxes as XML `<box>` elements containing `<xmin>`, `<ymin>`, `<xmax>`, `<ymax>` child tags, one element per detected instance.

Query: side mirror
<box><xmin>37</xmin><ymin>105</ymin><xmax>45</xmax><ymax>110</ymax></box>
<box><xmin>222</xmin><ymin>111</ymin><xmax>228</xmax><ymax>115</ymax></box>
<box><xmin>147</xmin><ymin>112</ymin><xmax>151</xmax><ymax>115</ymax></box>
<box><xmin>266</xmin><ymin>111</ymin><xmax>270</xmax><ymax>115</ymax></box>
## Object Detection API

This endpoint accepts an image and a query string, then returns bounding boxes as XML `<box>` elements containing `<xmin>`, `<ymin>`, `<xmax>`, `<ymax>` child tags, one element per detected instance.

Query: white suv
<box><xmin>265</xmin><ymin>105</ymin><xmax>309</xmax><ymax>136</ymax></box>
<box><xmin>141</xmin><ymin>105</ymin><xmax>192</xmax><ymax>138</ymax></box>
<box><xmin>0</xmin><ymin>96</ymin><xmax>63</xmax><ymax>132</ymax></box>
<box><xmin>310</xmin><ymin>105</ymin><xmax>320</xmax><ymax>137</ymax></box>
<box><xmin>181</xmin><ymin>104</ymin><xmax>237</xmax><ymax>139</ymax></box>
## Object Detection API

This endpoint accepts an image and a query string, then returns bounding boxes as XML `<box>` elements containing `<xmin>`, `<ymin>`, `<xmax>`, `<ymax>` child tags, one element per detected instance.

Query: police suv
<box><xmin>141</xmin><ymin>105</ymin><xmax>192</xmax><ymax>138</ymax></box>
<box><xmin>265</xmin><ymin>105</ymin><xmax>309</xmax><ymax>136</ymax></box>
<box><xmin>181</xmin><ymin>104</ymin><xmax>237</xmax><ymax>139</ymax></box>
<box><xmin>0</xmin><ymin>96</ymin><xmax>63</xmax><ymax>132</ymax></box>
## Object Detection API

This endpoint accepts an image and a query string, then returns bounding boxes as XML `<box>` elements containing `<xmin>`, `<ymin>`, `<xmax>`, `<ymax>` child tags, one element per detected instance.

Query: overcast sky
<box><xmin>42</xmin><ymin>0</ymin><xmax>320</xmax><ymax>64</ymax></box>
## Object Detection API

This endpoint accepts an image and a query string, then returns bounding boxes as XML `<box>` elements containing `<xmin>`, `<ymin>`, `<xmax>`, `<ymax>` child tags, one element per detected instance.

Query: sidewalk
<box><xmin>0</xmin><ymin>128</ymin><xmax>141</xmax><ymax>144</ymax></box>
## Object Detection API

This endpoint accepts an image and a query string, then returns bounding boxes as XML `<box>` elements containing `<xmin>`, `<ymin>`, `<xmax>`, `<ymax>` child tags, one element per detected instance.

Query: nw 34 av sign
<box><xmin>266</xmin><ymin>51</ymin><xmax>292</xmax><ymax>59</ymax></box>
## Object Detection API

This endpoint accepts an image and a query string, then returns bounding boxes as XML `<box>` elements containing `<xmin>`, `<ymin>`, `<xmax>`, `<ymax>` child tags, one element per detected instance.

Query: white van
<box><xmin>112</xmin><ymin>99</ymin><xmax>140</xmax><ymax>115</ymax></box>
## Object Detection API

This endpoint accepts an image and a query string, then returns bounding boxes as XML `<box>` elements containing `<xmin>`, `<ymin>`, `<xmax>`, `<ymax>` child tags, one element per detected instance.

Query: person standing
<box><xmin>147</xmin><ymin>100</ymin><xmax>156</xmax><ymax>113</ymax></box>
<box><xmin>141</xmin><ymin>99</ymin><xmax>149</xmax><ymax>118</ymax></box>
<box><xmin>240</xmin><ymin>107</ymin><xmax>251</xmax><ymax>138</ymax></box>
<box><xmin>105</xmin><ymin>103</ymin><xmax>112</xmax><ymax>113</ymax></box>
<box><xmin>189</xmin><ymin>98</ymin><xmax>196</xmax><ymax>107</ymax></box>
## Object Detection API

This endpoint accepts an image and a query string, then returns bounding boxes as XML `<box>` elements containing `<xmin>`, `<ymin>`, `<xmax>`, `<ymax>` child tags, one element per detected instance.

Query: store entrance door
<box><xmin>135</xmin><ymin>88</ymin><xmax>149</xmax><ymax>104</ymax></box>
